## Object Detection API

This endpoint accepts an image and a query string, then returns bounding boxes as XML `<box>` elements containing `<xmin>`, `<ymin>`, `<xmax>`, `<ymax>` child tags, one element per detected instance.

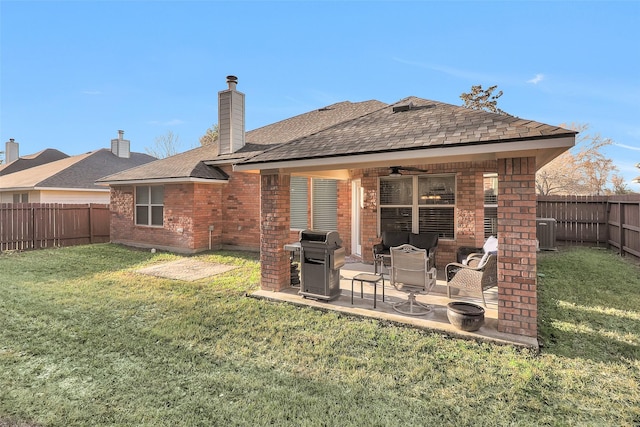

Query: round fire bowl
<box><xmin>447</xmin><ymin>302</ymin><xmax>485</xmax><ymax>332</ymax></box>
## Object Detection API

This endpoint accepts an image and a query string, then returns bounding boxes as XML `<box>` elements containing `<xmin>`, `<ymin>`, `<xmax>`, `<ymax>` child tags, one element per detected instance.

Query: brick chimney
<box><xmin>110</xmin><ymin>130</ymin><xmax>131</xmax><ymax>158</ymax></box>
<box><xmin>218</xmin><ymin>75</ymin><xmax>245</xmax><ymax>154</ymax></box>
<box><xmin>5</xmin><ymin>138</ymin><xmax>19</xmax><ymax>163</ymax></box>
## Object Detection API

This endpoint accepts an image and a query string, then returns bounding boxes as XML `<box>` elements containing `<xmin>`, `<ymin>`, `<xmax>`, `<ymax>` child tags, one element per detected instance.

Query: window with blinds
<box><xmin>484</xmin><ymin>173</ymin><xmax>498</xmax><ymax>237</ymax></box>
<box><xmin>379</xmin><ymin>174</ymin><xmax>455</xmax><ymax>238</ymax></box>
<box><xmin>312</xmin><ymin>178</ymin><xmax>337</xmax><ymax>231</ymax></box>
<box><xmin>290</xmin><ymin>177</ymin><xmax>308</xmax><ymax>230</ymax></box>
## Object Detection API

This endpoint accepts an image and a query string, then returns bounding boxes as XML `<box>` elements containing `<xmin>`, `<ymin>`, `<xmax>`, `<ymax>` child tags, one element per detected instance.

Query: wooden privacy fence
<box><xmin>0</xmin><ymin>203</ymin><xmax>110</xmax><ymax>251</ymax></box>
<box><xmin>537</xmin><ymin>195</ymin><xmax>640</xmax><ymax>260</ymax></box>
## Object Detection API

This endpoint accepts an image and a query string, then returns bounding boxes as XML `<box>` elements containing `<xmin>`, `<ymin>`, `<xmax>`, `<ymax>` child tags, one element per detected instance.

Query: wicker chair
<box><xmin>390</xmin><ymin>244</ymin><xmax>437</xmax><ymax>316</ymax></box>
<box><xmin>445</xmin><ymin>253</ymin><xmax>497</xmax><ymax>307</ymax></box>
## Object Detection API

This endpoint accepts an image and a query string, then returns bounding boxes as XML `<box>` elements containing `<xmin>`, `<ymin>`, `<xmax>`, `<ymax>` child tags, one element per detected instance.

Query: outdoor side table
<box><xmin>351</xmin><ymin>273</ymin><xmax>385</xmax><ymax>309</ymax></box>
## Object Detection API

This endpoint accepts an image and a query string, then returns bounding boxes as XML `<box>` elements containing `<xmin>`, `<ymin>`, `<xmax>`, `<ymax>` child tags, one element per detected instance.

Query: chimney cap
<box><xmin>226</xmin><ymin>75</ymin><xmax>238</xmax><ymax>83</ymax></box>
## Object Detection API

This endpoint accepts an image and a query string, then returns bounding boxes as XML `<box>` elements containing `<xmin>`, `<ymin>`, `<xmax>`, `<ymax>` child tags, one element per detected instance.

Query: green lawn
<box><xmin>1</xmin><ymin>244</ymin><xmax>639</xmax><ymax>426</ymax></box>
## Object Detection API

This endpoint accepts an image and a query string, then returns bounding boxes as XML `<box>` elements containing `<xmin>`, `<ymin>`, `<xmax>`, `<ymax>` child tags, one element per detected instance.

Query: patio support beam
<box><xmin>260</xmin><ymin>170</ymin><xmax>291</xmax><ymax>292</ymax></box>
<box><xmin>497</xmin><ymin>157</ymin><xmax>538</xmax><ymax>338</ymax></box>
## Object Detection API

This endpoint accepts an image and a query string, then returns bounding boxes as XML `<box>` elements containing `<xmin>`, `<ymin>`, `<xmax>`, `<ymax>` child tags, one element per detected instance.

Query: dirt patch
<box><xmin>136</xmin><ymin>258</ymin><xmax>237</xmax><ymax>281</ymax></box>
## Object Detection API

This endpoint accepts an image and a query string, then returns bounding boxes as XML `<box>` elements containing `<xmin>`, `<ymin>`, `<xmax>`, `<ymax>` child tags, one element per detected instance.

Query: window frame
<box><xmin>378</xmin><ymin>173</ymin><xmax>456</xmax><ymax>239</ymax></box>
<box><xmin>483</xmin><ymin>173</ymin><xmax>498</xmax><ymax>238</ymax></box>
<box><xmin>135</xmin><ymin>185</ymin><xmax>164</xmax><ymax>227</ymax></box>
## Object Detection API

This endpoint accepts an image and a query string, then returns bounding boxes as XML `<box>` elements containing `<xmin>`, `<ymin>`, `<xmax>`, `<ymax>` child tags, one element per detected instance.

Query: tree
<box><xmin>536</xmin><ymin>124</ymin><xmax>619</xmax><ymax>195</ymax></box>
<box><xmin>145</xmin><ymin>130</ymin><xmax>181</xmax><ymax>159</ymax></box>
<box><xmin>460</xmin><ymin>85</ymin><xmax>507</xmax><ymax>115</ymax></box>
<box><xmin>199</xmin><ymin>124</ymin><xmax>219</xmax><ymax>147</ymax></box>
<box><xmin>609</xmin><ymin>174</ymin><xmax>632</xmax><ymax>195</ymax></box>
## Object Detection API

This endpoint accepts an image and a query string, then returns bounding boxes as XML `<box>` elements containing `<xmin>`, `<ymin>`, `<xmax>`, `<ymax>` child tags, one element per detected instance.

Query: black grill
<box><xmin>299</xmin><ymin>230</ymin><xmax>345</xmax><ymax>301</ymax></box>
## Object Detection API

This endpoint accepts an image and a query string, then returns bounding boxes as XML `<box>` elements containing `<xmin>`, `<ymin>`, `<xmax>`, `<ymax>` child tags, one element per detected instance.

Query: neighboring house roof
<box><xmin>0</xmin><ymin>148</ymin><xmax>69</xmax><ymax>176</ymax></box>
<box><xmin>98</xmin><ymin>100</ymin><xmax>386</xmax><ymax>184</ymax></box>
<box><xmin>236</xmin><ymin>97</ymin><xmax>577</xmax><ymax>174</ymax></box>
<box><xmin>0</xmin><ymin>149</ymin><xmax>156</xmax><ymax>192</ymax></box>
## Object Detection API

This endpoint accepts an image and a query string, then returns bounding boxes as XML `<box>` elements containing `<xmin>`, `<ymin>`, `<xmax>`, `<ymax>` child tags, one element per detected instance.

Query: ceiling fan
<box><xmin>388</xmin><ymin>166</ymin><xmax>429</xmax><ymax>177</ymax></box>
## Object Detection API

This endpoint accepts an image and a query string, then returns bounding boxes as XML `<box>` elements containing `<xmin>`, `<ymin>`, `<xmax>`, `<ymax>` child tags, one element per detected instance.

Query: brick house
<box><xmin>100</xmin><ymin>76</ymin><xmax>576</xmax><ymax>338</ymax></box>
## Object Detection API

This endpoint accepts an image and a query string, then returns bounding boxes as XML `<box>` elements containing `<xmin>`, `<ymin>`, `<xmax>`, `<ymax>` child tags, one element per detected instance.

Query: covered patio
<box><xmin>235</xmin><ymin>96</ymin><xmax>576</xmax><ymax>341</ymax></box>
<box><xmin>252</xmin><ymin>259</ymin><xmax>538</xmax><ymax>348</ymax></box>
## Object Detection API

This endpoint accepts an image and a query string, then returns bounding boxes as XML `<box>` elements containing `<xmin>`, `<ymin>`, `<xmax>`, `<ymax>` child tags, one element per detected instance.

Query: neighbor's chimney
<box><xmin>5</xmin><ymin>138</ymin><xmax>19</xmax><ymax>163</ymax></box>
<box><xmin>110</xmin><ymin>130</ymin><xmax>131</xmax><ymax>158</ymax></box>
<box><xmin>218</xmin><ymin>75</ymin><xmax>245</xmax><ymax>154</ymax></box>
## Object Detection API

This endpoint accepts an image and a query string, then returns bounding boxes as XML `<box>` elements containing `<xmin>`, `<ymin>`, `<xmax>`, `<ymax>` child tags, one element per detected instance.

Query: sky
<box><xmin>1</xmin><ymin>0</ymin><xmax>639</xmax><ymax>188</ymax></box>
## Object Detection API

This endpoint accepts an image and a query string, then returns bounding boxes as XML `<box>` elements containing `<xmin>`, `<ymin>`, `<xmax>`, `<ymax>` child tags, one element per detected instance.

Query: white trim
<box><xmin>233</xmin><ymin>136</ymin><xmax>575</xmax><ymax>173</ymax></box>
<box><xmin>97</xmin><ymin>177</ymin><xmax>229</xmax><ymax>186</ymax></box>
<box><xmin>0</xmin><ymin>187</ymin><xmax>109</xmax><ymax>193</ymax></box>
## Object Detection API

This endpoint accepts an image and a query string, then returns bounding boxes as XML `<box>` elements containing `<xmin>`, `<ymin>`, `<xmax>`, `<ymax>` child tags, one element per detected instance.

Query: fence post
<box><xmin>89</xmin><ymin>203</ymin><xmax>94</xmax><ymax>244</ymax></box>
<box><xmin>618</xmin><ymin>201</ymin><xmax>625</xmax><ymax>257</ymax></box>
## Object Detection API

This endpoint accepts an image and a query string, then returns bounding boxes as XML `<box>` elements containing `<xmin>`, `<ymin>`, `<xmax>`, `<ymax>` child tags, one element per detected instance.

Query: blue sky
<box><xmin>2</xmin><ymin>1</ymin><xmax>639</xmax><ymax>188</ymax></box>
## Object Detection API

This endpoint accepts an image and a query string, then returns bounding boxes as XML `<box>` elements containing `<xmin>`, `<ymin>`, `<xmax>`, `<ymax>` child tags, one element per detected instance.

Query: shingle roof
<box><xmin>240</xmin><ymin>97</ymin><xmax>577</xmax><ymax>165</ymax></box>
<box><xmin>99</xmin><ymin>100</ymin><xmax>386</xmax><ymax>183</ymax></box>
<box><xmin>0</xmin><ymin>148</ymin><xmax>69</xmax><ymax>176</ymax></box>
<box><xmin>0</xmin><ymin>149</ymin><xmax>156</xmax><ymax>190</ymax></box>
<box><xmin>246</xmin><ymin>100</ymin><xmax>386</xmax><ymax>145</ymax></box>
<box><xmin>97</xmin><ymin>145</ymin><xmax>228</xmax><ymax>183</ymax></box>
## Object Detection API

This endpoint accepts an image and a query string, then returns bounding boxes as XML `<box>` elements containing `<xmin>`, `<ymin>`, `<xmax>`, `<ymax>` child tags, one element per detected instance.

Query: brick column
<box><xmin>260</xmin><ymin>170</ymin><xmax>291</xmax><ymax>292</ymax></box>
<box><xmin>497</xmin><ymin>157</ymin><xmax>538</xmax><ymax>337</ymax></box>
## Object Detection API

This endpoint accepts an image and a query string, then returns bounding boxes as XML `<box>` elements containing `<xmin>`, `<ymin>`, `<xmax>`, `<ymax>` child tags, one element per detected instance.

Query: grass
<box><xmin>1</xmin><ymin>244</ymin><xmax>639</xmax><ymax>426</ymax></box>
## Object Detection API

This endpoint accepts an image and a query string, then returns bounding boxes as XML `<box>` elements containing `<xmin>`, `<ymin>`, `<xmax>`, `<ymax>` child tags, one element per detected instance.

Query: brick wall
<box><xmin>220</xmin><ymin>166</ymin><xmax>261</xmax><ymax>250</ymax></box>
<box><xmin>260</xmin><ymin>171</ymin><xmax>291</xmax><ymax>291</ymax></box>
<box><xmin>496</xmin><ymin>157</ymin><xmax>538</xmax><ymax>338</ymax></box>
<box><xmin>110</xmin><ymin>183</ymin><xmax>224</xmax><ymax>253</ymax></box>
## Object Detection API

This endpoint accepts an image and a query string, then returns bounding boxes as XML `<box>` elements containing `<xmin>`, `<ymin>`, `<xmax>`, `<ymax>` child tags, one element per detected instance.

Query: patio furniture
<box><xmin>390</xmin><ymin>244</ymin><xmax>437</xmax><ymax>316</ymax></box>
<box><xmin>351</xmin><ymin>273</ymin><xmax>385</xmax><ymax>309</ymax></box>
<box><xmin>447</xmin><ymin>302</ymin><xmax>485</xmax><ymax>331</ymax></box>
<box><xmin>373</xmin><ymin>231</ymin><xmax>438</xmax><ymax>274</ymax></box>
<box><xmin>445</xmin><ymin>252</ymin><xmax>497</xmax><ymax>308</ymax></box>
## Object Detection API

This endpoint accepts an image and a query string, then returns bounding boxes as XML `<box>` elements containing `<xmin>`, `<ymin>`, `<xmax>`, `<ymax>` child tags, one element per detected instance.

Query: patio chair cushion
<box><xmin>409</xmin><ymin>232</ymin><xmax>439</xmax><ymax>252</ymax></box>
<box><xmin>373</xmin><ymin>231</ymin><xmax>411</xmax><ymax>256</ymax></box>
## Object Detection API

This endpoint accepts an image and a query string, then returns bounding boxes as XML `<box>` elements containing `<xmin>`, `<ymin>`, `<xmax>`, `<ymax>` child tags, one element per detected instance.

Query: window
<box><xmin>312</xmin><ymin>179</ymin><xmax>337</xmax><ymax>230</ymax></box>
<box><xmin>483</xmin><ymin>173</ymin><xmax>498</xmax><ymax>238</ymax></box>
<box><xmin>136</xmin><ymin>186</ymin><xmax>164</xmax><ymax>226</ymax></box>
<box><xmin>379</xmin><ymin>174</ymin><xmax>455</xmax><ymax>238</ymax></box>
<box><xmin>12</xmin><ymin>193</ymin><xmax>28</xmax><ymax>203</ymax></box>
<box><xmin>290</xmin><ymin>177</ymin><xmax>308</xmax><ymax>230</ymax></box>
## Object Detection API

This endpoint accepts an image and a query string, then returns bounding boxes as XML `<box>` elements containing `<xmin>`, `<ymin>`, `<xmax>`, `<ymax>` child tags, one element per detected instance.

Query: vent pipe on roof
<box><xmin>111</xmin><ymin>130</ymin><xmax>131</xmax><ymax>158</ymax></box>
<box><xmin>218</xmin><ymin>75</ymin><xmax>245</xmax><ymax>155</ymax></box>
<box><xmin>5</xmin><ymin>138</ymin><xmax>19</xmax><ymax>163</ymax></box>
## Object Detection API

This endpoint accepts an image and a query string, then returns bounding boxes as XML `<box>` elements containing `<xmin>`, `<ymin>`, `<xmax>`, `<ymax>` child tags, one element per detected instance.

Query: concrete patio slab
<box><xmin>250</xmin><ymin>261</ymin><xmax>538</xmax><ymax>350</ymax></box>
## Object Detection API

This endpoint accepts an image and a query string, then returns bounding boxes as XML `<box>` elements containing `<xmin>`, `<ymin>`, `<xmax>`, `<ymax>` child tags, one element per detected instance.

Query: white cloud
<box><xmin>614</xmin><ymin>142</ymin><xmax>640</xmax><ymax>152</ymax></box>
<box><xmin>527</xmin><ymin>74</ymin><xmax>544</xmax><ymax>84</ymax></box>
<box><xmin>392</xmin><ymin>57</ymin><xmax>496</xmax><ymax>82</ymax></box>
<box><xmin>82</xmin><ymin>90</ymin><xmax>102</xmax><ymax>95</ymax></box>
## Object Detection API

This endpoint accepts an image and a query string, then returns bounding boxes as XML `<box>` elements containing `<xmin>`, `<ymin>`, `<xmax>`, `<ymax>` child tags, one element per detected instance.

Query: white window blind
<box><xmin>483</xmin><ymin>173</ymin><xmax>498</xmax><ymax>238</ymax></box>
<box><xmin>290</xmin><ymin>176</ymin><xmax>308</xmax><ymax>230</ymax></box>
<box><xmin>379</xmin><ymin>174</ymin><xmax>456</xmax><ymax>238</ymax></box>
<box><xmin>312</xmin><ymin>179</ymin><xmax>337</xmax><ymax>231</ymax></box>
